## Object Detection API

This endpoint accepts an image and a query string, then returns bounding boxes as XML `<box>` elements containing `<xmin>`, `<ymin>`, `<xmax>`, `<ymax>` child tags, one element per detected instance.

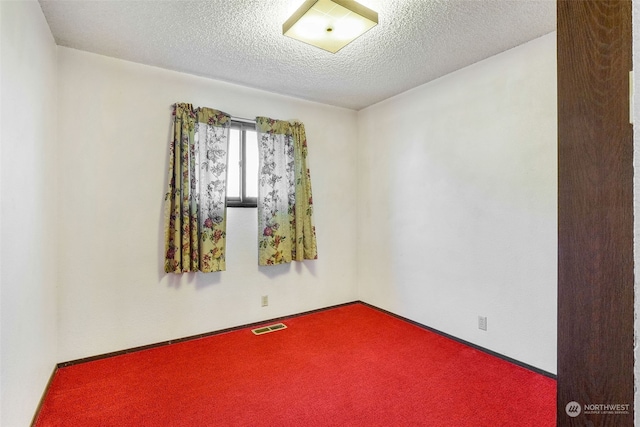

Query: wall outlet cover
<box><xmin>478</xmin><ymin>316</ymin><xmax>488</xmax><ymax>331</ymax></box>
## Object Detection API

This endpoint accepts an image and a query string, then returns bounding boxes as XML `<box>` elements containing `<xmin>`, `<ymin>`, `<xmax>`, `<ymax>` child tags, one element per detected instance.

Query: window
<box><xmin>227</xmin><ymin>120</ymin><xmax>258</xmax><ymax>207</ymax></box>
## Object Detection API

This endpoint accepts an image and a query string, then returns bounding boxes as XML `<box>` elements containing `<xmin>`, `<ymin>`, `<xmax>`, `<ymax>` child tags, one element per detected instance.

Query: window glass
<box><xmin>226</xmin><ymin>121</ymin><xmax>257</xmax><ymax>207</ymax></box>
<box><xmin>227</xmin><ymin>128</ymin><xmax>240</xmax><ymax>198</ymax></box>
<box><xmin>245</xmin><ymin>129</ymin><xmax>258</xmax><ymax>199</ymax></box>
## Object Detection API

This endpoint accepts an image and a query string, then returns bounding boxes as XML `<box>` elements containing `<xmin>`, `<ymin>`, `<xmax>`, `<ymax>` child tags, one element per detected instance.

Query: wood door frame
<box><xmin>557</xmin><ymin>1</ymin><xmax>634</xmax><ymax>426</ymax></box>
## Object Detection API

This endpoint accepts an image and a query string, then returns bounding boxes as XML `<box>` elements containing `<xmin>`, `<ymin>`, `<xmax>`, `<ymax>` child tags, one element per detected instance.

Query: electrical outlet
<box><xmin>478</xmin><ymin>316</ymin><xmax>487</xmax><ymax>331</ymax></box>
<box><xmin>261</xmin><ymin>295</ymin><xmax>269</xmax><ymax>307</ymax></box>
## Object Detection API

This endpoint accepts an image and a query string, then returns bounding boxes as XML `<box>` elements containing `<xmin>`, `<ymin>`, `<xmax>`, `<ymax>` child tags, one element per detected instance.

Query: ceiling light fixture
<box><xmin>283</xmin><ymin>0</ymin><xmax>378</xmax><ymax>53</ymax></box>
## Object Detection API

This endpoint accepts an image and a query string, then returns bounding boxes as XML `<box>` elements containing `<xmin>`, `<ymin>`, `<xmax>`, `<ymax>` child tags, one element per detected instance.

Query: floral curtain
<box><xmin>256</xmin><ymin>117</ymin><xmax>318</xmax><ymax>266</ymax></box>
<box><xmin>164</xmin><ymin>103</ymin><xmax>231</xmax><ymax>273</ymax></box>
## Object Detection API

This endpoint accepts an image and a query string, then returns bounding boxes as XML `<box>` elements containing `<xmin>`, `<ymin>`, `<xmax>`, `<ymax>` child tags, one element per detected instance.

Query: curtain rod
<box><xmin>231</xmin><ymin>116</ymin><xmax>256</xmax><ymax>124</ymax></box>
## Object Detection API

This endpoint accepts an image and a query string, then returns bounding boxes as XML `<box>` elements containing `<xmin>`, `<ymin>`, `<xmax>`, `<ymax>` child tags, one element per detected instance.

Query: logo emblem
<box><xmin>565</xmin><ymin>401</ymin><xmax>581</xmax><ymax>417</ymax></box>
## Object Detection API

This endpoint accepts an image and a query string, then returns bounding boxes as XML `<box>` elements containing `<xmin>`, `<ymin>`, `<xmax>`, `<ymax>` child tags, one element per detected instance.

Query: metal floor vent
<box><xmin>252</xmin><ymin>323</ymin><xmax>287</xmax><ymax>335</ymax></box>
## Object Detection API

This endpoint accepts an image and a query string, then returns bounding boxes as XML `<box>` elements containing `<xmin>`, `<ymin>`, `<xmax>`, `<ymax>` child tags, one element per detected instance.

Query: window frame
<box><xmin>227</xmin><ymin>119</ymin><xmax>258</xmax><ymax>208</ymax></box>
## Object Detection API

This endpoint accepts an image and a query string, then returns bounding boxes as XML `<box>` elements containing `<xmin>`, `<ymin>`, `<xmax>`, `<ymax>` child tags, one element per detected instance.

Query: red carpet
<box><xmin>34</xmin><ymin>303</ymin><xmax>556</xmax><ymax>426</ymax></box>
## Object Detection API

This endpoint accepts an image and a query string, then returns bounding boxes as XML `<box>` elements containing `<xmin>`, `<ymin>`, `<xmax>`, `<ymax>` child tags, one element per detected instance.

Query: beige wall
<box><xmin>357</xmin><ymin>33</ymin><xmax>557</xmax><ymax>373</ymax></box>
<box><xmin>55</xmin><ymin>47</ymin><xmax>359</xmax><ymax>362</ymax></box>
<box><xmin>1</xmin><ymin>2</ymin><xmax>59</xmax><ymax>426</ymax></box>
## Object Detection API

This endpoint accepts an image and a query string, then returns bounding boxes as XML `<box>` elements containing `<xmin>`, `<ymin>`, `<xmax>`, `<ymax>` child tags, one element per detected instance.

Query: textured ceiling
<box><xmin>39</xmin><ymin>0</ymin><xmax>556</xmax><ymax>110</ymax></box>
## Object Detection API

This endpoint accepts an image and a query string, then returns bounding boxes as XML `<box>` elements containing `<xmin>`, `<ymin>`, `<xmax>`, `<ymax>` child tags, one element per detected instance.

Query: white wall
<box><xmin>0</xmin><ymin>1</ymin><xmax>59</xmax><ymax>426</ymax></box>
<box><xmin>56</xmin><ymin>47</ymin><xmax>359</xmax><ymax>362</ymax></box>
<box><xmin>356</xmin><ymin>33</ymin><xmax>557</xmax><ymax>374</ymax></box>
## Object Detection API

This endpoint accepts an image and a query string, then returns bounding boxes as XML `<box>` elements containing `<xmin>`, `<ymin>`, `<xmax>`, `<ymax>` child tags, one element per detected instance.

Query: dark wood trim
<box><xmin>30</xmin><ymin>365</ymin><xmax>58</xmax><ymax>427</ymax></box>
<box><xmin>58</xmin><ymin>300</ymin><xmax>555</xmax><ymax>380</ymax></box>
<box><xmin>360</xmin><ymin>301</ymin><xmax>556</xmax><ymax>379</ymax></box>
<box><xmin>557</xmin><ymin>1</ymin><xmax>634</xmax><ymax>425</ymax></box>
<box><xmin>58</xmin><ymin>301</ymin><xmax>360</xmax><ymax>368</ymax></box>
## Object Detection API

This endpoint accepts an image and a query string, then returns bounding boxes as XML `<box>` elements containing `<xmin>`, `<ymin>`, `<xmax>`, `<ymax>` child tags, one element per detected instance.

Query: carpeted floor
<box><xmin>34</xmin><ymin>303</ymin><xmax>556</xmax><ymax>426</ymax></box>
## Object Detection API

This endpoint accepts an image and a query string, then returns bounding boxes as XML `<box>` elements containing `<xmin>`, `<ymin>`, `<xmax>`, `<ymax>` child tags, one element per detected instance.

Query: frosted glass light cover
<box><xmin>283</xmin><ymin>0</ymin><xmax>378</xmax><ymax>53</ymax></box>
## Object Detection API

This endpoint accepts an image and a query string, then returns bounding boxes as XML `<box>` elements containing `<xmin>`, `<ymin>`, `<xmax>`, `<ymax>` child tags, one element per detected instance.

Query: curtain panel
<box><xmin>256</xmin><ymin>117</ymin><xmax>318</xmax><ymax>266</ymax></box>
<box><xmin>164</xmin><ymin>103</ymin><xmax>231</xmax><ymax>273</ymax></box>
